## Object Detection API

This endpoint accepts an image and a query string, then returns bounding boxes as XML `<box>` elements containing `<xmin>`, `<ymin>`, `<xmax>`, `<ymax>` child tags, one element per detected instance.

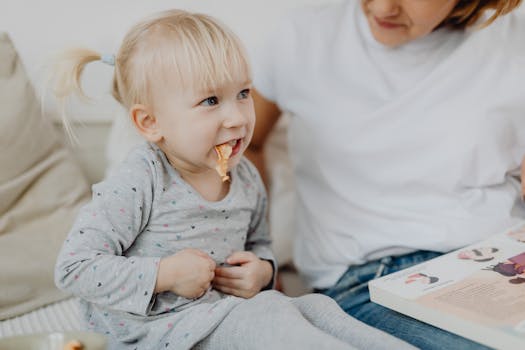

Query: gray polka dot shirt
<box><xmin>55</xmin><ymin>142</ymin><xmax>276</xmax><ymax>348</ymax></box>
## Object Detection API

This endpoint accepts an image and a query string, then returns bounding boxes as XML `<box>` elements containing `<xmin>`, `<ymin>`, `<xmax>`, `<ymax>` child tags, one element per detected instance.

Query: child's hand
<box><xmin>155</xmin><ymin>248</ymin><xmax>216</xmax><ymax>299</ymax></box>
<box><xmin>213</xmin><ymin>251</ymin><xmax>273</xmax><ymax>298</ymax></box>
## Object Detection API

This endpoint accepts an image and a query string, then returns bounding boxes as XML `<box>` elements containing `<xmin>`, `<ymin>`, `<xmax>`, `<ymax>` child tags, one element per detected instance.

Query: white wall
<box><xmin>0</xmin><ymin>0</ymin><xmax>339</xmax><ymax>122</ymax></box>
<box><xmin>2</xmin><ymin>1</ymin><xmax>522</xmax><ymax>122</ymax></box>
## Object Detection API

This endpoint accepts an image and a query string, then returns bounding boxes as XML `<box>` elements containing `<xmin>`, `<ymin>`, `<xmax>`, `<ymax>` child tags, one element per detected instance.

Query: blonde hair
<box><xmin>442</xmin><ymin>0</ymin><xmax>523</xmax><ymax>29</ymax></box>
<box><xmin>53</xmin><ymin>10</ymin><xmax>251</xmax><ymax>138</ymax></box>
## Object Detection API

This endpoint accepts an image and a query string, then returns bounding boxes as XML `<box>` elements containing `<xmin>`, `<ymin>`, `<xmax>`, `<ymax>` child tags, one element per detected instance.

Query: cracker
<box><xmin>63</xmin><ymin>340</ymin><xmax>84</xmax><ymax>350</ymax></box>
<box><xmin>214</xmin><ymin>143</ymin><xmax>232</xmax><ymax>182</ymax></box>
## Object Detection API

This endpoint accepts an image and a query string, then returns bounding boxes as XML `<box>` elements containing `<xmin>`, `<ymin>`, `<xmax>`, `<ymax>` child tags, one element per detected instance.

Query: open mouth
<box><xmin>218</xmin><ymin>138</ymin><xmax>242</xmax><ymax>157</ymax></box>
<box><xmin>213</xmin><ymin>139</ymin><xmax>242</xmax><ymax>182</ymax></box>
<box><xmin>231</xmin><ymin>139</ymin><xmax>242</xmax><ymax>156</ymax></box>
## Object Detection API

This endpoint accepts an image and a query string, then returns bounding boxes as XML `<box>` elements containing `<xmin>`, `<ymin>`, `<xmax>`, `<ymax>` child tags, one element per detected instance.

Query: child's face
<box><xmin>150</xmin><ymin>74</ymin><xmax>255</xmax><ymax>178</ymax></box>
<box><xmin>360</xmin><ymin>0</ymin><xmax>459</xmax><ymax>47</ymax></box>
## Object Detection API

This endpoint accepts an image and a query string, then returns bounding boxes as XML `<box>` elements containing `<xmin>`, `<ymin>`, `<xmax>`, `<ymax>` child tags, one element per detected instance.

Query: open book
<box><xmin>369</xmin><ymin>222</ymin><xmax>525</xmax><ymax>350</ymax></box>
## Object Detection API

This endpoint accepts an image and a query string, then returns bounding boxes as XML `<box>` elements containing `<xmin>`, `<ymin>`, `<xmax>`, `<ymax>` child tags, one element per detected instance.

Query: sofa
<box><xmin>0</xmin><ymin>13</ymin><xmax>308</xmax><ymax>336</ymax></box>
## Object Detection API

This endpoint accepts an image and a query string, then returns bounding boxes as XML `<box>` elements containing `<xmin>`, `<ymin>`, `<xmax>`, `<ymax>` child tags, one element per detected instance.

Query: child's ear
<box><xmin>130</xmin><ymin>104</ymin><xmax>162</xmax><ymax>142</ymax></box>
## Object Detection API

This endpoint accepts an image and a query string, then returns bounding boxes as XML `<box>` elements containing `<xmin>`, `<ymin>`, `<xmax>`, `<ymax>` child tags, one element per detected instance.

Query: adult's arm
<box><xmin>246</xmin><ymin>89</ymin><xmax>282</xmax><ymax>186</ymax></box>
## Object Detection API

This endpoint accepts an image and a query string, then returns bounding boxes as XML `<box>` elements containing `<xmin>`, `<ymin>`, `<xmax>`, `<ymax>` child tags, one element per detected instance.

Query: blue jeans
<box><xmin>317</xmin><ymin>251</ymin><xmax>492</xmax><ymax>350</ymax></box>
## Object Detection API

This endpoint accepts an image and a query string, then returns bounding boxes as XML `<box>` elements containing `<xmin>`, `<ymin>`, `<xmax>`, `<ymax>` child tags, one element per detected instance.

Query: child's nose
<box><xmin>222</xmin><ymin>105</ymin><xmax>246</xmax><ymax>128</ymax></box>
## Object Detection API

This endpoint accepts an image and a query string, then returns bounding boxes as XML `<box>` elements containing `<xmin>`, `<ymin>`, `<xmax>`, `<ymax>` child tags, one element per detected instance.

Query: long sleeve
<box><xmin>55</xmin><ymin>150</ymin><xmax>160</xmax><ymax>316</ymax></box>
<box><xmin>243</xmin><ymin>161</ymin><xmax>277</xmax><ymax>289</ymax></box>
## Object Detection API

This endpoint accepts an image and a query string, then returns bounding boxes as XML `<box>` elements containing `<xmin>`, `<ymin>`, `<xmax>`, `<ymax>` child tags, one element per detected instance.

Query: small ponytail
<box><xmin>51</xmin><ymin>9</ymin><xmax>252</xmax><ymax>143</ymax></box>
<box><xmin>111</xmin><ymin>72</ymin><xmax>123</xmax><ymax>105</ymax></box>
<box><xmin>52</xmin><ymin>48</ymin><xmax>102</xmax><ymax>141</ymax></box>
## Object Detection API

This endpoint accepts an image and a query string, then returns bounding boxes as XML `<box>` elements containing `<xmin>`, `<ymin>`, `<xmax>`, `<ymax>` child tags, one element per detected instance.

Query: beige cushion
<box><xmin>0</xmin><ymin>33</ymin><xmax>90</xmax><ymax>320</ymax></box>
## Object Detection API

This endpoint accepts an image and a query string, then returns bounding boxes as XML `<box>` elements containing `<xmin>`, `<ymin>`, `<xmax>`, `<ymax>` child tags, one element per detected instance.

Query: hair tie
<box><xmin>100</xmin><ymin>53</ymin><xmax>115</xmax><ymax>66</ymax></box>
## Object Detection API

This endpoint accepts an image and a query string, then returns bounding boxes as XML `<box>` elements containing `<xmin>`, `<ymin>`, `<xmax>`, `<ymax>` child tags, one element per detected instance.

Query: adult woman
<box><xmin>248</xmin><ymin>0</ymin><xmax>524</xmax><ymax>348</ymax></box>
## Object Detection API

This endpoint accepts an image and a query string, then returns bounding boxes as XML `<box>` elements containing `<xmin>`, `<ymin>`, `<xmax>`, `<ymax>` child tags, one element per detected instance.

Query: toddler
<box><xmin>53</xmin><ymin>9</ymin><xmax>414</xmax><ymax>350</ymax></box>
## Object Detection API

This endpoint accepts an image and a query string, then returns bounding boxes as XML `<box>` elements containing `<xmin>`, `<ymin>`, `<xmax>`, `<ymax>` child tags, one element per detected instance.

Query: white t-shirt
<box><xmin>253</xmin><ymin>0</ymin><xmax>525</xmax><ymax>289</ymax></box>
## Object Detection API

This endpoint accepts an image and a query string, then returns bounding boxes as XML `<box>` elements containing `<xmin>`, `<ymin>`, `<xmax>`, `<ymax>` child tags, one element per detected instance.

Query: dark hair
<box><xmin>509</xmin><ymin>277</ymin><xmax>525</xmax><ymax>284</ymax></box>
<box><xmin>492</xmin><ymin>262</ymin><xmax>518</xmax><ymax>277</ymax></box>
<box><xmin>473</xmin><ymin>257</ymin><xmax>495</xmax><ymax>262</ymax></box>
<box><xmin>441</xmin><ymin>0</ymin><xmax>522</xmax><ymax>29</ymax></box>
<box><xmin>472</xmin><ymin>247</ymin><xmax>499</xmax><ymax>262</ymax></box>
<box><xmin>418</xmin><ymin>273</ymin><xmax>439</xmax><ymax>284</ymax></box>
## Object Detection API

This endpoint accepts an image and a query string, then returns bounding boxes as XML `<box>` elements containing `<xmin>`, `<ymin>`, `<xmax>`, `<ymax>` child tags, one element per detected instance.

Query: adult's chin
<box><xmin>368</xmin><ymin>24</ymin><xmax>410</xmax><ymax>47</ymax></box>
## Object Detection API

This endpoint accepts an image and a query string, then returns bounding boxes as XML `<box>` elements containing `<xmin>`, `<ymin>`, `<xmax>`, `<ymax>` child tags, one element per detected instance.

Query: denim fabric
<box><xmin>318</xmin><ymin>251</ymin><xmax>492</xmax><ymax>350</ymax></box>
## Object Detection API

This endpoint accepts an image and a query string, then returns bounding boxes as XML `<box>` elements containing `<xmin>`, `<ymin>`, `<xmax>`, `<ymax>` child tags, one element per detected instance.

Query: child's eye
<box><xmin>199</xmin><ymin>96</ymin><xmax>219</xmax><ymax>106</ymax></box>
<box><xmin>237</xmin><ymin>89</ymin><xmax>250</xmax><ymax>100</ymax></box>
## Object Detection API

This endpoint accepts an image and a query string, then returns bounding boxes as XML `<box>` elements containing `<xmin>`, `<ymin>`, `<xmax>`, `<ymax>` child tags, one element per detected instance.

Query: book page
<box><xmin>418</xmin><ymin>271</ymin><xmax>525</xmax><ymax>337</ymax></box>
<box><xmin>370</xmin><ymin>222</ymin><xmax>525</xmax><ymax>343</ymax></box>
<box><xmin>372</xmin><ymin>225</ymin><xmax>525</xmax><ymax>300</ymax></box>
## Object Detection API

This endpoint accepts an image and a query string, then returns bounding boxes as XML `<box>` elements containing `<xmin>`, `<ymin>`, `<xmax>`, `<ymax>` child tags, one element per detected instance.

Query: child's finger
<box><xmin>226</xmin><ymin>251</ymin><xmax>255</xmax><ymax>265</ymax></box>
<box><xmin>213</xmin><ymin>276</ymin><xmax>240</xmax><ymax>288</ymax></box>
<box><xmin>190</xmin><ymin>248</ymin><xmax>213</xmax><ymax>260</ymax></box>
<box><xmin>187</xmin><ymin>249</ymin><xmax>216</xmax><ymax>269</ymax></box>
<box><xmin>213</xmin><ymin>284</ymin><xmax>238</xmax><ymax>296</ymax></box>
<box><xmin>214</xmin><ymin>266</ymin><xmax>244</xmax><ymax>279</ymax></box>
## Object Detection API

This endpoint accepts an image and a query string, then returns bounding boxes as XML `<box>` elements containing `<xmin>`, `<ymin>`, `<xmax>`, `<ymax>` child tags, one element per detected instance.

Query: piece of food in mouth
<box><xmin>214</xmin><ymin>143</ymin><xmax>233</xmax><ymax>182</ymax></box>
<box><xmin>63</xmin><ymin>340</ymin><xmax>84</xmax><ymax>350</ymax></box>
